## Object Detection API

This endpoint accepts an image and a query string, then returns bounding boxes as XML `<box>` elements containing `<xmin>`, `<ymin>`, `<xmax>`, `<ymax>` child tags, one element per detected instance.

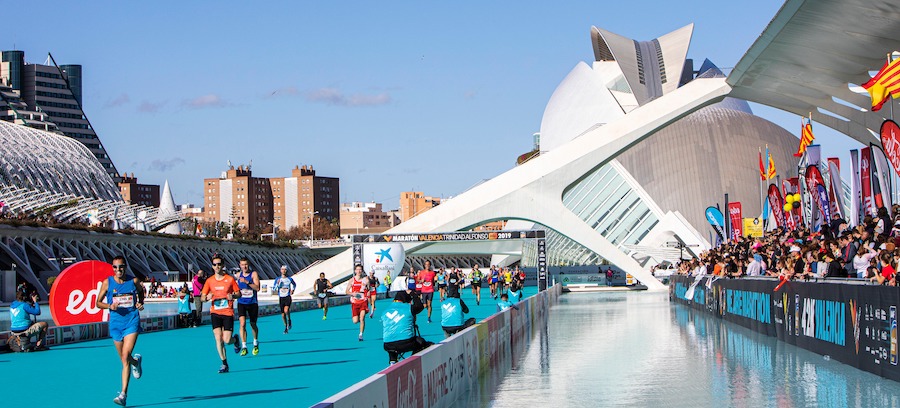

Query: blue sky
<box><xmin>8</xmin><ymin>1</ymin><xmax>861</xmax><ymax>208</ymax></box>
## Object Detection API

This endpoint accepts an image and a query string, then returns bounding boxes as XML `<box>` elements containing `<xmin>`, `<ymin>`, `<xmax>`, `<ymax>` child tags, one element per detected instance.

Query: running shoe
<box><xmin>240</xmin><ymin>347</ymin><xmax>248</xmax><ymax>356</ymax></box>
<box><xmin>218</xmin><ymin>364</ymin><xmax>229</xmax><ymax>374</ymax></box>
<box><xmin>131</xmin><ymin>354</ymin><xmax>143</xmax><ymax>379</ymax></box>
<box><xmin>322</xmin><ymin>315</ymin><xmax>327</xmax><ymax>320</ymax></box>
<box><xmin>252</xmin><ymin>345</ymin><xmax>259</xmax><ymax>356</ymax></box>
<box><xmin>283</xmin><ymin>328</ymin><xmax>288</xmax><ymax>334</ymax></box>
<box><xmin>113</xmin><ymin>392</ymin><xmax>126</xmax><ymax>406</ymax></box>
<box><xmin>427</xmin><ymin>317</ymin><xmax>432</xmax><ymax>323</ymax></box>
<box><xmin>232</xmin><ymin>335</ymin><xmax>241</xmax><ymax>354</ymax></box>
<box><xmin>288</xmin><ymin>322</ymin><xmax>292</xmax><ymax>330</ymax></box>
<box><xmin>358</xmin><ymin>333</ymin><xmax>363</xmax><ymax>341</ymax></box>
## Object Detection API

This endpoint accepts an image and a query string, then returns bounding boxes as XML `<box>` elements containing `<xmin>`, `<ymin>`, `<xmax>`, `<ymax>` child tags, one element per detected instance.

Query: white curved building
<box><xmin>301</xmin><ymin>24</ymin><xmax>802</xmax><ymax>293</ymax></box>
<box><xmin>0</xmin><ymin>121</ymin><xmax>179</xmax><ymax>229</ymax></box>
<box><xmin>0</xmin><ymin>120</ymin><xmax>120</xmax><ymax>201</ymax></box>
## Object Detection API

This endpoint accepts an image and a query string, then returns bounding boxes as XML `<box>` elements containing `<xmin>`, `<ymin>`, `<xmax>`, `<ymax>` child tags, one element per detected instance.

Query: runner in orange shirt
<box><xmin>201</xmin><ymin>255</ymin><xmax>242</xmax><ymax>373</ymax></box>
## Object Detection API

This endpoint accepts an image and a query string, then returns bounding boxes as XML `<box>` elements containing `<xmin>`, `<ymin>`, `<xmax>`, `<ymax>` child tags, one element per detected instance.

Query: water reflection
<box><xmin>456</xmin><ymin>292</ymin><xmax>900</xmax><ymax>407</ymax></box>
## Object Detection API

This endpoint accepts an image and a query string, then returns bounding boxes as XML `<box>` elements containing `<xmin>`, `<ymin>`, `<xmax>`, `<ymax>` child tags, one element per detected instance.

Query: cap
<box><xmin>789</xmin><ymin>246</ymin><xmax>801</xmax><ymax>253</ymax></box>
<box><xmin>394</xmin><ymin>291</ymin><xmax>412</xmax><ymax>303</ymax></box>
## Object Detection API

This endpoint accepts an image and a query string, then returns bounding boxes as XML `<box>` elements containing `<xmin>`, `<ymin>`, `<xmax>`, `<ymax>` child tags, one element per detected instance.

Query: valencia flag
<box><xmin>862</xmin><ymin>56</ymin><xmax>900</xmax><ymax>112</ymax></box>
<box><xmin>759</xmin><ymin>149</ymin><xmax>766</xmax><ymax>181</ymax></box>
<box><xmin>794</xmin><ymin>117</ymin><xmax>814</xmax><ymax>157</ymax></box>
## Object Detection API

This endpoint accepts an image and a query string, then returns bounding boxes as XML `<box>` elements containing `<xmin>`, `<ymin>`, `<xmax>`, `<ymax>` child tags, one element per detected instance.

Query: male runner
<box><xmin>235</xmin><ymin>257</ymin><xmax>261</xmax><ymax>355</ymax></box>
<box><xmin>191</xmin><ymin>270</ymin><xmax>206</xmax><ymax>326</ymax></box>
<box><xmin>95</xmin><ymin>256</ymin><xmax>145</xmax><ymax>406</ymax></box>
<box><xmin>469</xmin><ymin>264</ymin><xmax>483</xmax><ymax>305</ymax></box>
<box><xmin>489</xmin><ymin>266</ymin><xmax>500</xmax><ymax>299</ymax></box>
<box><xmin>314</xmin><ymin>272</ymin><xmax>332</xmax><ymax>320</ymax></box>
<box><xmin>348</xmin><ymin>265</ymin><xmax>369</xmax><ymax>340</ymax></box>
<box><xmin>273</xmin><ymin>265</ymin><xmax>296</xmax><ymax>334</ymax></box>
<box><xmin>416</xmin><ymin>260</ymin><xmax>437</xmax><ymax>323</ymax></box>
<box><xmin>367</xmin><ymin>269</ymin><xmax>379</xmax><ymax>319</ymax></box>
<box><xmin>201</xmin><ymin>255</ymin><xmax>242</xmax><ymax>373</ymax></box>
<box><xmin>436</xmin><ymin>267</ymin><xmax>447</xmax><ymax>302</ymax></box>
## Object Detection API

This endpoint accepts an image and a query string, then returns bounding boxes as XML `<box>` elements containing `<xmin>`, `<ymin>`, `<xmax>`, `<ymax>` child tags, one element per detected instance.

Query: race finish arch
<box><xmin>351</xmin><ymin>229</ymin><xmax>549</xmax><ymax>291</ymax></box>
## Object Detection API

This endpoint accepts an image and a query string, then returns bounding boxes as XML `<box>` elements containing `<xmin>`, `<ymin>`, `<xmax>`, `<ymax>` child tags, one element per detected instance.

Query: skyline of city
<box><xmin>6</xmin><ymin>1</ymin><xmax>862</xmax><ymax>209</ymax></box>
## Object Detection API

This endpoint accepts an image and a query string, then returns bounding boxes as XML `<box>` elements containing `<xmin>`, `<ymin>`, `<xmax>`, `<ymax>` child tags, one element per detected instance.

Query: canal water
<box><xmin>456</xmin><ymin>291</ymin><xmax>900</xmax><ymax>407</ymax></box>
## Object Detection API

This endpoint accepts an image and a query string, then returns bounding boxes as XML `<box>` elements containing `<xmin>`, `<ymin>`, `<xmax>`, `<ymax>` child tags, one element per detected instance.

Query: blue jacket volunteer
<box><xmin>441</xmin><ymin>291</ymin><xmax>476</xmax><ymax>338</ymax></box>
<box><xmin>381</xmin><ymin>291</ymin><xmax>430</xmax><ymax>364</ymax></box>
<box><xmin>8</xmin><ymin>288</ymin><xmax>49</xmax><ymax>351</ymax></box>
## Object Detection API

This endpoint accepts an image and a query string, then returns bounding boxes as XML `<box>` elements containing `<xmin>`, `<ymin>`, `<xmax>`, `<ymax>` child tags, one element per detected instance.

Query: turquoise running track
<box><xmin>0</xmin><ymin>287</ymin><xmax>535</xmax><ymax>407</ymax></box>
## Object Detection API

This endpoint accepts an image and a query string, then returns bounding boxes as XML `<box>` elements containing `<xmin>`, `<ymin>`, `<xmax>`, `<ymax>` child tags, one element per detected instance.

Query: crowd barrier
<box><xmin>0</xmin><ymin>294</ymin><xmax>379</xmax><ymax>351</ymax></box>
<box><xmin>670</xmin><ymin>275</ymin><xmax>900</xmax><ymax>381</ymax></box>
<box><xmin>312</xmin><ymin>283</ymin><xmax>562</xmax><ymax>408</ymax></box>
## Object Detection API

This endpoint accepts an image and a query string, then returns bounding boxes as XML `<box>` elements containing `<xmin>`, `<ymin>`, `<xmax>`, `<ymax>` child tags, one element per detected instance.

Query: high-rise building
<box><xmin>118</xmin><ymin>173</ymin><xmax>160</xmax><ymax>207</ymax></box>
<box><xmin>0</xmin><ymin>50</ymin><xmax>119</xmax><ymax>179</ymax></box>
<box><xmin>399</xmin><ymin>191</ymin><xmax>442</xmax><ymax>221</ymax></box>
<box><xmin>272</xmin><ymin>165</ymin><xmax>340</xmax><ymax>233</ymax></box>
<box><xmin>203</xmin><ymin>165</ymin><xmax>273</xmax><ymax>232</ymax></box>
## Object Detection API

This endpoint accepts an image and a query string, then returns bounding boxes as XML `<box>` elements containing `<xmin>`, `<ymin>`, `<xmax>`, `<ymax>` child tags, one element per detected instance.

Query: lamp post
<box><xmin>309</xmin><ymin>210</ymin><xmax>319</xmax><ymax>245</ymax></box>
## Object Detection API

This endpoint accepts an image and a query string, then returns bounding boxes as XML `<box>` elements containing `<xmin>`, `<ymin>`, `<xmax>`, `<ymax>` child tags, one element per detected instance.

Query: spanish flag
<box><xmin>862</xmin><ymin>56</ymin><xmax>900</xmax><ymax>112</ymax></box>
<box><xmin>759</xmin><ymin>148</ymin><xmax>766</xmax><ymax>181</ymax></box>
<box><xmin>766</xmin><ymin>146</ymin><xmax>776</xmax><ymax>179</ymax></box>
<box><xmin>794</xmin><ymin>117</ymin><xmax>814</xmax><ymax>157</ymax></box>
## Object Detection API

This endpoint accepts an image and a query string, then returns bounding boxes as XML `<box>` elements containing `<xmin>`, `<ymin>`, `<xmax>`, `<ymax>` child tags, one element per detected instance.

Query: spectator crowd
<box><xmin>677</xmin><ymin>206</ymin><xmax>900</xmax><ymax>286</ymax></box>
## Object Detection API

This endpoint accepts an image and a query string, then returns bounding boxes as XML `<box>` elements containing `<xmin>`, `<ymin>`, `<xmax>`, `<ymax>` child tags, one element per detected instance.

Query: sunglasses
<box><xmin>113</xmin><ymin>265</ymin><xmax>127</xmax><ymax>270</ymax></box>
<box><xmin>212</xmin><ymin>262</ymin><xmax>223</xmax><ymax>266</ymax></box>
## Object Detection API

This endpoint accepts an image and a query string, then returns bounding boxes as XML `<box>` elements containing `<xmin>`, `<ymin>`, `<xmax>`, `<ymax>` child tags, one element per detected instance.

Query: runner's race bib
<box><xmin>416</xmin><ymin>283</ymin><xmax>423</xmax><ymax>289</ymax></box>
<box><xmin>318</xmin><ymin>293</ymin><xmax>327</xmax><ymax>299</ymax></box>
<box><xmin>213</xmin><ymin>298</ymin><xmax>229</xmax><ymax>310</ymax></box>
<box><xmin>352</xmin><ymin>293</ymin><xmax>365</xmax><ymax>300</ymax></box>
<box><xmin>423</xmin><ymin>281</ymin><xmax>432</xmax><ymax>287</ymax></box>
<box><xmin>113</xmin><ymin>294</ymin><xmax>134</xmax><ymax>309</ymax></box>
<box><xmin>279</xmin><ymin>288</ymin><xmax>290</xmax><ymax>297</ymax></box>
<box><xmin>241</xmin><ymin>289</ymin><xmax>254</xmax><ymax>298</ymax></box>
<box><xmin>450</xmin><ymin>279</ymin><xmax>458</xmax><ymax>284</ymax></box>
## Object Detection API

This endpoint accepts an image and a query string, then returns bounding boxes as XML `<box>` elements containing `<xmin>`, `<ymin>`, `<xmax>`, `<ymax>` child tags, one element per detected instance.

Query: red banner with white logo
<box><xmin>767</xmin><ymin>184</ymin><xmax>786</xmax><ymax>227</ymax></box>
<box><xmin>861</xmin><ymin>146</ymin><xmax>875</xmax><ymax>216</ymax></box>
<box><xmin>48</xmin><ymin>260</ymin><xmax>113</xmax><ymax>326</ymax></box>
<box><xmin>727</xmin><ymin>202</ymin><xmax>743</xmax><ymax>240</ymax></box>
<box><xmin>784</xmin><ymin>177</ymin><xmax>802</xmax><ymax>228</ymax></box>
<box><xmin>881</xmin><ymin>120</ymin><xmax>900</xmax><ymax>178</ymax></box>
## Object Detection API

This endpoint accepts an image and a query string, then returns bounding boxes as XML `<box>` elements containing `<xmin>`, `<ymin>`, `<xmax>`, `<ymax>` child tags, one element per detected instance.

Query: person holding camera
<box><xmin>440</xmin><ymin>287</ymin><xmax>475</xmax><ymax>338</ymax></box>
<box><xmin>95</xmin><ymin>255</ymin><xmax>145</xmax><ymax>407</ymax></box>
<box><xmin>381</xmin><ymin>291</ymin><xmax>430</xmax><ymax>364</ymax></box>
<box><xmin>8</xmin><ymin>287</ymin><xmax>48</xmax><ymax>352</ymax></box>
<box><xmin>201</xmin><ymin>255</ymin><xmax>242</xmax><ymax>373</ymax></box>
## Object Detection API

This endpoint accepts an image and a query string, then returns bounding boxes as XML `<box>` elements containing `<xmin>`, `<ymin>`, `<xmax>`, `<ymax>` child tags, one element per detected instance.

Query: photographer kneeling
<box><xmin>382</xmin><ymin>291</ymin><xmax>431</xmax><ymax>364</ymax></box>
<box><xmin>441</xmin><ymin>287</ymin><xmax>475</xmax><ymax>338</ymax></box>
<box><xmin>8</xmin><ymin>288</ymin><xmax>48</xmax><ymax>352</ymax></box>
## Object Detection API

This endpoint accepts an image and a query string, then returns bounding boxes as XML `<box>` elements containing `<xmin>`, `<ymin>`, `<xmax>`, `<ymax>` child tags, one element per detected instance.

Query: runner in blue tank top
<box><xmin>96</xmin><ymin>255</ymin><xmax>145</xmax><ymax>406</ymax></box>
<box><xmin>235</xmin><ymin>257</ymin><xmax>261</xmax><ymax>356</ymax></box>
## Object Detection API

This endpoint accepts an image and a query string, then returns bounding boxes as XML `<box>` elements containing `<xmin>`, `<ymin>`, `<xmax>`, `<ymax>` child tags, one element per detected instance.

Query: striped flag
<box><xmin>862</xmin><ymin>55</ymin><xmax>900</xmax><ymax>112</ymax></box>
<box><xmin>758</xmin><ymin>148</ymin><xmax>766</xmax><ymax>181</ymax></box>
<box><xmin>766</xmin><ymin>145</ymin><xmax>776</xmax><ymax>179</ymax></box>
<box><xmin>794</xmin><ymin>117</ymin><xmax>815</xmax><ymax>157</ymax></box>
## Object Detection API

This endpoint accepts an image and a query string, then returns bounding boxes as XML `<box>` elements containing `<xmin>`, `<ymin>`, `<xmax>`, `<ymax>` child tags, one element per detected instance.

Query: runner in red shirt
<box><xmin>348</xmin><ymin>264</ymin><xmax>369</xmax><ymax>341</ymax></box>
<box><xmin>417</xmin><ymin>260</ymin><xmax>437</xmax><ymax>323</ymax></box>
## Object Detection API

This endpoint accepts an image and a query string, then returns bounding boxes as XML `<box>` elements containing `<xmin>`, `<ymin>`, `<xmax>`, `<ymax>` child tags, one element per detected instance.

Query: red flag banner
<box><xmin>861</xmin><ymin>146</ymin><xmax>875</xmax><ymax>216</ymax></box>
<box><xmin>759</xmin><ymin>150</ymin><xmax>766</xmax><ymax>181</ymax></box>
<box><xmin>727</xmin><ymin>202</ymin><xmax>743</xmax><ymax>240</ymax></box>
<box><xmin>787</xmin><ymin>177</ymin><xmax>804</xmax><ymax>227</ymax></box>
<box><xmin>767</xmin><ymin>184</ymin><xmax>786</xmax><ymax>228</ymax></box>
<box><xmin>782</xmin><ymin>179</ymin><xmax>797</xmax><ymax>230</ymax></box>
<box><xmin>880</xmin><ymin>119</ymin><xmax>900</xmax><ymax>178</ymax></box>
